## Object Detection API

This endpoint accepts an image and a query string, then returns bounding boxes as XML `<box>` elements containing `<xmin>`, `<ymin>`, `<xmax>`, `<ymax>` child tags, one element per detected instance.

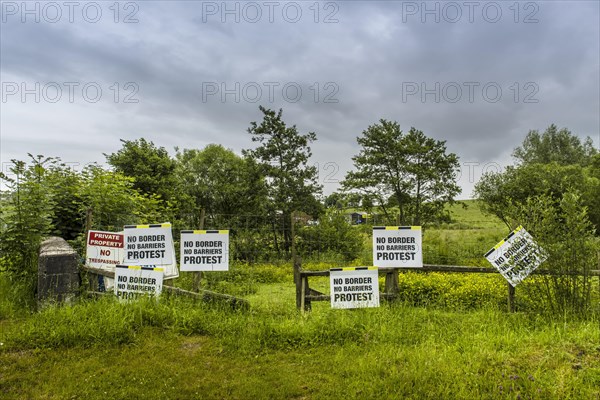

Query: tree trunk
<box><xmin>414</xmin><ymin>180</ymin><xmax>421</xmax><ymax>226</ymax></box>
<box><xmin>283</xmin><ymin>211</ymin><xmax>292</xmax><ymax>254</ymax></box>
<box><xmin>271</xmin><ymin>215</ymin><xmax>280</xmax><ymax>256</ymax></box>
<box><xmin>395</xmin><ymin>192</ymin><xmax>405</xmax><ymax>225</ymax></box>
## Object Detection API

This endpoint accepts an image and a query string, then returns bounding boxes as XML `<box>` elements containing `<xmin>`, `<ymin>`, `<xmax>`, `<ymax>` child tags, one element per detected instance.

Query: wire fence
<box><xmin>80</xmin><ymin>208</ymin><xmax>507</xmax><ymax>268</ymax></box>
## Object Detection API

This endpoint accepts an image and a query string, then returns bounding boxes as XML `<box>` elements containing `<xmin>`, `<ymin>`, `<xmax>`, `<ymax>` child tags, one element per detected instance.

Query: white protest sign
<box><xmin>484</xmin><ymin>225</ymin><xmax>547</xmax><ymax>287</ymax></box>
<box><xmin>114</xmin><ymin>265</ymin><xmax>164</xmax><ymax>300</ymax></box>
<box><xmin>123</xmin><ymin>223</ymin><xmax>174</xmax><ymax>266</ymax></box>
<box><xmin>330</xmin><ymin>267</ymin><xmax>380</xmax><ymax>309</ymax></box>
<box><xmin>86</xmin><ymin>230</ymin><xmax>124</xmax><ymax>272</ymax></box>
<box><xmin>180</xmin><ymin>230</ymin><xmax>229</xmax><ymax>271</ymax></box>
<box><xmin>373</xmin><ymin>226</ymin><xmax>422</xmax><ymax>268</ymax></box>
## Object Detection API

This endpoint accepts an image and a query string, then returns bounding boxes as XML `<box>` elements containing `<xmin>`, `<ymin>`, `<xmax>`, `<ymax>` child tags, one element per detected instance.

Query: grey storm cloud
<box><xmin>1</xmin><ymin>0</ymin><xmax>599</xmax><ymax>197</ymax></box>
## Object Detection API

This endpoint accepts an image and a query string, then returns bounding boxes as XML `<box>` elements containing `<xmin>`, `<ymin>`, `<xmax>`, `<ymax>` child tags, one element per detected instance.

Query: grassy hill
<box><xmin>446</xmin><ymin>199</ymin><xmax>505</xmax><ymax>230</ymax></box>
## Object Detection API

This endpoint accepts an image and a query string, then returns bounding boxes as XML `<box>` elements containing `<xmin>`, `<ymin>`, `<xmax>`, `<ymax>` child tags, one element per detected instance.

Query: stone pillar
<box><xmin>37</xmin><ymin>237</ymin><xmax>80</xmax><ymax>304</ymax></box>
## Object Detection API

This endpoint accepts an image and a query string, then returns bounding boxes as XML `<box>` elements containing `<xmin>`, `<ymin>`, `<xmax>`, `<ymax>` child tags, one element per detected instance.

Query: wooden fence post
<box><xmin>85</xmin><ymin>208</ymin><xmax>93</xmax><ymax>234</ymax></box>
<box><xmin>385</xmin><ymin>269</ymin><xmax>399</xmax><ymax>299</ymax></box>
<box><xmin>295</xmin><ymin>257</ymin><xmax>303</xmax><ymax>310</ymax></box>
<box><xmin>507</xmin><ymin>283</ymin><xmax>516</xmax><ymax>312</ymax></box>
<box><xmin>291</xmin><ymin>211</ymin><xmax>297</xmax><ymax>284</ymax></box>
<box><xmin>83</xmin><ymin>208</ymin><xmax>99</xmax><ymax>291</ymax></box>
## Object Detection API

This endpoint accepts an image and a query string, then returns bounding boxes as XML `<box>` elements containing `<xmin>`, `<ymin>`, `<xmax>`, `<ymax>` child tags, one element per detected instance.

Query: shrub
<box><xmin>296</xmin><ymin>210</ymin><xmax>364</xmax><ymax>262</ymax></box>
<box><xmin>507</xmin><ymin>190</ymin><xmax>599</xmax><ymax>317</ymax></box>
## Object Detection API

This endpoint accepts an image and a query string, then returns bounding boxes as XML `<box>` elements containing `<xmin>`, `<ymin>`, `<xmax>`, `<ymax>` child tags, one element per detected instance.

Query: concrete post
<box><xmin>37</xmin><ymin>237</ymin><xmax>80</xmax><ymax>305</ymax></box>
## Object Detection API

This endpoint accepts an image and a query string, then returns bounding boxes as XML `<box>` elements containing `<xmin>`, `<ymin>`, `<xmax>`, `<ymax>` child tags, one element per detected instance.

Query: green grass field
<box><xmin>1</xmin><ymin>201</ymin><xmax>599</xmax><ymax>399</ymax></box>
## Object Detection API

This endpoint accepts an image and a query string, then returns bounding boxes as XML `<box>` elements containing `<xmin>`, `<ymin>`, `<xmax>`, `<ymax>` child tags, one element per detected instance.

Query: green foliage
<box><xmin>343</xmin><ymin>120</ymin><xmax>461</xmax><ymax>225</ymax></box>
<box><xmin>478</xmin><ymin>125</ymin><xmax>600</xmax><ymax>233</ymax></box>
<box><xmin>396</xmin><ymin>272</ymin><xmax>507</xmax><ymax>309</ymax></box>
<box><xmin>243</xmin><ymin>106</ymin><xmax>323</xmax><ymax>254</ymax></box>
<box><xmin>229</xmin><ymin>228</ymin><xmax>280</xmax><ymax>263</ymax></box>
<box><xmin>2</xmin><ymin>305</ymin><xmax>600</xmax><ymax>399</ymax></box>
<box><xmin>0</xmin><ymin>156</ymin><xmax>167</xmax><ymax>296</ymax></box>
<box><xmin>0</xmin><ymin>155</ymin><xmax>55</xmax><ymax>283</ymax></box>
<box><xmin>105</xmin><ymin>138</ymin><xmax>178</xmax><ymax>202</ymax></box>
<box><xmin>296</xmin><ymin>210</ymin><xmax>364</xmax><ymax>262</ymax></box>
<box><xmin>422</xmin><ymin>228</ymin><xmax>505</xmax><ymax>267</ymax></box>
<box><xmin>0</xmin><ymin>273</ymin><xmax>36</xmax><ymax>319</ymax></box>
<box><xmin>45</xmin><ymin>164</ymin><xmax>85</xmax><ymax>240</ymax></box>
<box><xmin>174</xmin><ymin>144</ymin><xmax>267</xmax><ymax>227</ymax></box>
<box><xmin>475</xmin><ymin>162</ymin><xmax>600</xmax><ymax>232</ymax></box>
<box><xmin>244</xmin><ymin>106</ymin><xmax>322</xmax><ymax>217</ymax></box>
<box><xmin>202</xmin><ymin>262</ymin><xmax>290</xmax><ymax>296</ymax></box>
<box><xmin>506</xmin><ymin>191</ymin><xmax>599</xmax><ymax>316</ymax></box>
<box><xmin>79</xmin><ymin>165</ymin><xmax>165</xmax><ymax>232</ymax></box>
<box><xmin>513</xmin><ymin>124</ymin><xmax>597</xmax><ymax>166</ymax></box>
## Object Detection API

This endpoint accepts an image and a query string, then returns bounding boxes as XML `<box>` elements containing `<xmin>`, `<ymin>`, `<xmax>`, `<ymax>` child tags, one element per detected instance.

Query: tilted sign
<box><xmin>86</xmin><ymin>230</ymin><xmax>124</xmax><ymax>272</ymax></box>
<box><xmin>180</xmin><ymin>230</ymin><xmax>229</xmax><ymax>271</ymax></box>
<box><xmin>330</xmin><ymin>267</ymin><xmax>380</xmax><ymax>309</ymax></box>
<box><xmin>114</xmin><ymin>265</ymin><xmax>164</xmax><ymax>300</ymax></box>
<box><xmin>373</xmin><ymin>226</ymin><xmax>422</xmax><ymax>268</ymax></box>
<box><xmin>484</xmin><ymin>225</ymin><xmax>547</xmax><ymax>287</ymax></box>
<box><xmin>123</xmin><ymin>223</ymin><xmax>175</xmax><ymax>266</ymax></box>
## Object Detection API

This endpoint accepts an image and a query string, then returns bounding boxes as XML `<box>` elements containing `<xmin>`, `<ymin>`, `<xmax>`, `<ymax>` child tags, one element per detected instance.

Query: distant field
<box><xmin>446</xmin><ymin>199</ymin><xmax>506</xmax><ymax>230</ymax></box>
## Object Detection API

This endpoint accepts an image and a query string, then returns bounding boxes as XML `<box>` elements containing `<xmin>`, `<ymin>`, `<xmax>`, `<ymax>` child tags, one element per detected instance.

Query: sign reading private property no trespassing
<box><xmin>86</xmin><ymin>230</ymin><xmax>124</xmax><ymax>272</ymax></box>
<box><xmin>372</xmin><ymin>226</ymin><xmax>422</xmax><ymax>268</ymax></box>
<box><xmin>123</xmin><ymin>223</ymin><xmax>174</xmax><ymax>266</ymax></box>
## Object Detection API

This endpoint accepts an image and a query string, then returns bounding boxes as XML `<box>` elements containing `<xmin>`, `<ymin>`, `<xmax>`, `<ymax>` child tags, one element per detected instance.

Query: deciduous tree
<box><xmin>343</xmin><ymin>120</ymin><xmax>460</xmax><ymax>225</ymax></box>
<box><xmin>105</xmin><ymin>138</ymin><xmax>177</xmax><ymax>202</ymax></box>
<box><xmin>243</xmin><ymin>106</ymin><xmax>322</xmax><ymax>251</ymax></box>
<box><xmin>512</xmin><ymin>124</ymin><xmax>597</xmax><ymax>166</ymax></box>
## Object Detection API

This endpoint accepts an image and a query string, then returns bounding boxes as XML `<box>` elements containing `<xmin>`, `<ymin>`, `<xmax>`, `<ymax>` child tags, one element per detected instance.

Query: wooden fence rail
<box><xmin>296</xmin><ymin>264</ymin><xmax>600</xmax><ymax>312</ymax></box>
<box><xmin>81</xmin><ymin>265</ymin><xmax>249</xmax><ymax>310</ymax></box>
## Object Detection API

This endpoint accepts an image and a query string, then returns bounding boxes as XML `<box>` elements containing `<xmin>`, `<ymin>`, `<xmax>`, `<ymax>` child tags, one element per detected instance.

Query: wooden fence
<box><xmin>295</xmin><ymin>263</ymin><xmax>600</xmax><ymax>312</ymax></box>
<box><xmin>81</xmin><ymin>265</ymin><xmax>249</xmax><ymax>310</ymax></box>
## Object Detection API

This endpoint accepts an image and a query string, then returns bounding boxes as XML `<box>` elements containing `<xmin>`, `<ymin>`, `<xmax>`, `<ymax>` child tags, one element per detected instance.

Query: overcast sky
<box><xmin>1</xmin><ymin>0</ymin><xmax>599</xmax><ymax>198</ymax></box>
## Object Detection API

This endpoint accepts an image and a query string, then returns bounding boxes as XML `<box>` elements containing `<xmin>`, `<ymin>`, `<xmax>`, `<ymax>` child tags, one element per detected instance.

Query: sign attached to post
<box><xmin>484</xmin><ymin>225</ymin><xmax>547</xmax><ymax>287</ymax></box>
<box><xmin>114</xmin><ymin>265</ymin><xmax>164</xmax><ymax>300</ymax></box>
<box><xmin>180</xmin><ymin>230</ymin><xmax>229</xmax><ymax>271</ymax></box>
<box><xmin>373</xmin><ymin>226</ymin><xmax>422</xmax><ymax>268</ymax></box>
<box><xmin>123</xmin><ymin>223</ymin><xmax>174</xmax><ymax>266</ymax></box>
<box><xmin>86</xmin><ymin>230</ymin><xmax>124</xmax><ymax>272</ymax></box>
<box><xmin>330</xmin><ymin>267</ymin><xmax>380</xmax><ymax>309</ymax></box>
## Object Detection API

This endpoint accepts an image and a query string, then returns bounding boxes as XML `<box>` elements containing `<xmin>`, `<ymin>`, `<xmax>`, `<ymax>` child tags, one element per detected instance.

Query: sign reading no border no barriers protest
<box><xmin>180</xmin><ymin>230</ymin><xmax>229</xmax><ymax>272</ymax></box>
<box><xmin>484</xmin><ymin>225</ymin><xmax>547</xmax><ymax>287</ymax></box>
<box><xmin>123</xmin><ymin>223</ymin><xmax>179</xmax><ymax>279</ymax></box>
<box><xmin>330</xmin><ymin>267</ymin><xmax>380</xmax><ymax>309</ymax></box>
<box><xmin>124</xmin><ymin>223</ymin><xmax>174</xmax><ymax>265</ymax></box>
<box><xmin>373</xmin><ymin>226</ymin><xmax>423</xmax><ymax>268</ymax></box>
<box><xmin>114</xmin><ymin>265</ymin><xmax>164</xmax><ymax>300</ymax></box>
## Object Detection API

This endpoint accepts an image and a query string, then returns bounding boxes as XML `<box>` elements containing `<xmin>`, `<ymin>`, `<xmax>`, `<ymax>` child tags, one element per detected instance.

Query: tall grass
<box><xmin>3</xmin><ymin>287</ymin><xmax>598</xmax><ymax>354</ymax></box>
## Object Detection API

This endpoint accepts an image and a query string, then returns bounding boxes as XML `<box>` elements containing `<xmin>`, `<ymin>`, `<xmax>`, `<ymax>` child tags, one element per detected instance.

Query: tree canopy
<box><xmin>105</xmin><ymin>138</ymin><xmax>177</xmax><ymax>202</ymax></box>
<box><xmin>475</xmin><ymin>126</ymin><xmax>600</xmax><ymax>233</ymax></box>
<box><xmin>243</xmin><ymin>106</ymin><xmax>322</xmax><ymax>217</ymax></box>
<box><xmin>342</xmin><ymin>120</ymin><xmax>460</xmax><ymax>225</ymax></box>
<box><xmin>175</xmin><ymin>144</ymin><xmax>266</xmax><ymax>225</ymax></box>
<box><xmin>512</xmin><ymin>124</ymin><xmax>597</xmax><ymax>166</ymax></box>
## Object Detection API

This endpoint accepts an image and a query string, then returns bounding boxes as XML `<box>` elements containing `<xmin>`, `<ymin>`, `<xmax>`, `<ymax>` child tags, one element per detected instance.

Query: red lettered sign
<box><xmin>88</xmin><ymin>231</ymin><xmax>124</xmax><ymax>248</ymax></box>
<box><xmin>86</xmin><ymin>230</ymin><xmax>125</xmax><ymax>271</ymax></box>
